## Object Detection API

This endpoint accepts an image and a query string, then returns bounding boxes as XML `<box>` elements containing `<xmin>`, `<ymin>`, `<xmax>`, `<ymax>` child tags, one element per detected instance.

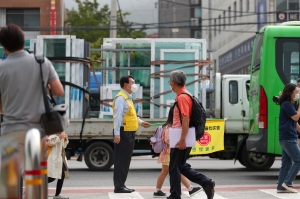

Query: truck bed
<box><xmin>66</xmin><ymin>118</ymin><xmax>166</xmax><ymax>139</ymax></box>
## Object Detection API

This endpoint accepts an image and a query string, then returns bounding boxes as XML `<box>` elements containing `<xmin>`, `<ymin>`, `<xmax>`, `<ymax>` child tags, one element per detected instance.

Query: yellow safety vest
<box><xmin>112</xmin><ymin>90</ymin><xmax>138</xmax><ymax>131</ymax></box>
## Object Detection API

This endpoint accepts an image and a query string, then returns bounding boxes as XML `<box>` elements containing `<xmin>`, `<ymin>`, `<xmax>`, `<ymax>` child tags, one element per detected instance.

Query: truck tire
<box><xmin>241</xmin><ymin>145</ymin><xmax>275</xmax><ymax>171</ymax></box>
<box><xmin>84</xmin><ymin>142</ymin><xmax>114</xmax><ymax>171</ymax></box>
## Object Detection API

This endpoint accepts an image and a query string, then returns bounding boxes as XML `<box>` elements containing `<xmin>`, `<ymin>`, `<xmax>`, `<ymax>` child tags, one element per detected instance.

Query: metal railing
<box><xmin>40</xmin><ymin>136</ymin><xmax>48</xmax><ymax>199</ymax></box>
<box><xmin>24</xmin><ymin>129</ymin><xmax>42</xmax><ymax>199</ymax></box>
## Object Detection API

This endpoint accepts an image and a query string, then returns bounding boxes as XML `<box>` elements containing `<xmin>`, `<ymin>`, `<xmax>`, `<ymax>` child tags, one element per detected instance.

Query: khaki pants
<box><xmin>298</xmin><ymin>138</ymin><xmax>300</xmax><ymax>148</ymax></box>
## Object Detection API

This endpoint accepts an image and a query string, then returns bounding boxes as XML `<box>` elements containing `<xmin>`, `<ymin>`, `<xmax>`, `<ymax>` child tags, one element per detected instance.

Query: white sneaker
<box><xmin>282</xmin><ymin>183</ymin><xmax>298</xmax><ymax>193</ymax></box>
<box><xmin>53</xmin><ymin>194</ymin><xmax>69</xmax><ymax>199</ymax></box>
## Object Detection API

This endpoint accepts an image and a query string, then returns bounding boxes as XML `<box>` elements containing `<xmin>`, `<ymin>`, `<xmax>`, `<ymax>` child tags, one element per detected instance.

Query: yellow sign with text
<box><xmin>190</xmin><ymin>120</ymin><xmax>225</xmax><ymax>155</ymax></box>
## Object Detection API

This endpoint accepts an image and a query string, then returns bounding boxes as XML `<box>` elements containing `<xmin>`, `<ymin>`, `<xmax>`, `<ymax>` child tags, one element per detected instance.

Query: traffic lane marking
<box><xmin>108</xmin><ymin>192</ymin><xmax>143</xmax><ymax>199</ymax></box>
<box><xmin>183</xmin><ymin>191</ymin><xmax>228</xmax><ymax>199</ymax></box>
<box><xmin>260</xmin><ymin>189</ymin><xmax>300</xmax><ymax>199</ymax></box>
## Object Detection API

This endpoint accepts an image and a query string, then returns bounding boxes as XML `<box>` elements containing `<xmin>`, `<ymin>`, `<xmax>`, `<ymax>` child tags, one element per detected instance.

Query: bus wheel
<box><xmin>241</xmin><ymin>145</ymin><xmax>275</xmax><ymax>171</ymax></box>
<box><xmin>84</xmin><ymin>142</ymin><xmax>114</xmax><ymax>171</ymax></box>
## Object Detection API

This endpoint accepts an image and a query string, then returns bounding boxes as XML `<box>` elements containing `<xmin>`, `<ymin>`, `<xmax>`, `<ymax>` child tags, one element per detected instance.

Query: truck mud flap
<box><xmin>246</xmin><ymin>129</ymin><xmax>268</xmax><ymax>153</ymax></box>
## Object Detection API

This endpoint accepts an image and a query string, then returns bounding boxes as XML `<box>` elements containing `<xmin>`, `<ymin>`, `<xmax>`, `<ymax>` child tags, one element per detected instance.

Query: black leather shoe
<box><xmin>203</xmin><ymin>180</ymin><xmax>215</xmax><ymax>199</ymax></box>
<box><xmin>125</xmin><ymin>187</ymin><xmax>135</xmax><ymax>192</ymax></box>
<box><xmin>114</xmin><ymin>187</ymin><xmax>134</xmax><ymax>193</ymax></box>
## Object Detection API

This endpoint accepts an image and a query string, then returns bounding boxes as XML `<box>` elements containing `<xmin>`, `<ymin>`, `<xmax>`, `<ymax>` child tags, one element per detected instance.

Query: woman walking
<box><xmin>277</xmin><ymin>83</ymin><xmax>300</xmax><ymax>193</ymax></box>
<box><xmin>153</xmin><ymin>108</ymin><xmax>201</xmax><ymax>198</ymax></box>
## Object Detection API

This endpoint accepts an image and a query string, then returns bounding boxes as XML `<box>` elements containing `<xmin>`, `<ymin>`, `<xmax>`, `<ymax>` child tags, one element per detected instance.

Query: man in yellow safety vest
<box><xmin>112</xmin><ymin>75</ymin><xmax>150</xmax><ymax>193</ymax></box>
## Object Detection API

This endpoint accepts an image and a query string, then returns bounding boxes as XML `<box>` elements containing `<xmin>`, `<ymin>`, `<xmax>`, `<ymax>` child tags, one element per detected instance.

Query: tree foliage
<box><xmin>65</xmin><ymin>0</ymin><xmax>147</xmax><ymax>60</ymax></box>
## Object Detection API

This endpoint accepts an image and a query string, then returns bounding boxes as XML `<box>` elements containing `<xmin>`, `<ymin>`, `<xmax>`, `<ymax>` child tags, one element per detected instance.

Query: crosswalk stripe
<box><xmin>182</xmin><ymin>191</ymin><xmax>228</xmax><ymax>199</ymax></box>
<box><xmin>108</xmin><ymin>192</ymin><xmax>144</xmax><ymax>199</ymax></box>
<box><xmin>260</xmin><ymin>189</ymin><xmax>300</xmax><ymax>199</ymax></box>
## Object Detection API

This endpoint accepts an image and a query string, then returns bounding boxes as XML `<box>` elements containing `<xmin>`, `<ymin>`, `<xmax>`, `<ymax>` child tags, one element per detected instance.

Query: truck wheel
<box><xmin>84</xmin><ymin>142</ymin><xmax>114</xmax><ymax>171</ymax></box>
<box><xmin>241</xmin><ymin>145</ymin><xmax>275</xmax><ymax>171</ymax></box>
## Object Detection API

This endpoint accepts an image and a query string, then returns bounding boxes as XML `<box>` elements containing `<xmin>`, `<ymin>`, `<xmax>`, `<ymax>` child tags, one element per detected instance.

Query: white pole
<box><xmin>110</xmin><ymin>0</ymin><xmax>117</xmax><ymax>38</ymax></box>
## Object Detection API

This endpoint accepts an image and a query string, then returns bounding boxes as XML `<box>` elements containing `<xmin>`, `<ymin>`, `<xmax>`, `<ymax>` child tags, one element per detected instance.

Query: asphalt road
<box><xmin>50</xmin><ymin>156</ymin><xmax>288</xmax><ymax>188</ymax></box>
<box><xmin>46</xmin><ymin>156</ymin><xmax>300</xmax><ymax>199</ymax></box>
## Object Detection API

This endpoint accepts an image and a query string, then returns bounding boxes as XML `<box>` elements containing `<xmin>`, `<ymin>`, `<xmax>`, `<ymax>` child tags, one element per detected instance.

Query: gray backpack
<box><xmin>150</xmin><ymin>126</ymin><xmax>166</xmax><ymax>154</ymax></box>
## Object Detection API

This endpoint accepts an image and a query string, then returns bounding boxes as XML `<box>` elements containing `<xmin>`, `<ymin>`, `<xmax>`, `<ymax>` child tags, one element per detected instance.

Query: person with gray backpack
<box><xmin>151</xmin><ymin>106</ymin><xmax>202</xmax><ymax>198</ymax></box>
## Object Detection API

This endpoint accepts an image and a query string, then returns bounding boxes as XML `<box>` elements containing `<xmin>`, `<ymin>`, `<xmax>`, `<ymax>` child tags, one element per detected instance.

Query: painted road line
<box><xmin>108</xmin><ymin>192</ymin><xmax>144</xmax><ymax>199</ymax></box>
<box><xmin>183</xmin><ymin>191</ymin><xmax>228</xmax><ymax>199</ymax></box>
<box><xmin>260</xmin><ymin>189</ymin><xmax>300</xmax><ymax>199</ymax></box>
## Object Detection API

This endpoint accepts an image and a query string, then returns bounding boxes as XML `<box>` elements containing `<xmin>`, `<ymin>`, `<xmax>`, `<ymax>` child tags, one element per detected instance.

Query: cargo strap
<box><xmin>48</xmin><ymin>57</ymin><xmax>212</xmax><ymax>109</ymax></box>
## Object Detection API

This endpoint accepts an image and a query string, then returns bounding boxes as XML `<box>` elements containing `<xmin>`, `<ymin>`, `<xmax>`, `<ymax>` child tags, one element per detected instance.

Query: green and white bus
<box><xmin>247</xmin><ymin>22</ymin><xmax>300</xmax><ymax>170</ymax></box>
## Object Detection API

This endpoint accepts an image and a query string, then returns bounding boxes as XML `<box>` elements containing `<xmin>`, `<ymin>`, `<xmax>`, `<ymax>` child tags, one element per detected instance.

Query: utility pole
<box><xmin>208</xmin><ymin>0</ymin><xmax>212</xmax><ymax>50</ymax></box>
<box><xmin>110</xmin><ymin>0</ymin><xmax>117</xmax><ymax>38</ymax></box>
<box><xmin>172</xmin><ymin>0</ymin><xmax>177</xmax><ymax>38</ymax></box>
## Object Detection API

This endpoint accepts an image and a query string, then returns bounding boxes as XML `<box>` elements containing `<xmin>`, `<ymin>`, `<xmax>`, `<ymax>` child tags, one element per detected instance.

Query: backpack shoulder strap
<box><xmin>179</xmin><ymin>92</ymin><xmax>193</xmax><ymax>98</ymax></box>
<box><xmin>175</xmin><ymin>92</ymin><xmax>194</xmax><ymax>124</ymax></box>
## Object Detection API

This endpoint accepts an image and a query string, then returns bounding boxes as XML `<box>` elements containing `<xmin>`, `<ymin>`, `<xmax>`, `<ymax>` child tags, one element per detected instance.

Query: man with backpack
<box><xmin>167</xmin><ymin>70</ymin><xmax>215</xmax><ymax>199</ymax></box>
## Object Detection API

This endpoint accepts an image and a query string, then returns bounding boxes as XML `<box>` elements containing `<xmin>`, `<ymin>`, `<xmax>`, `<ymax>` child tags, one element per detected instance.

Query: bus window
<box><xmin>276</xmin><ymin>39</ymin><xmax>300</xmax><ymax>85</ymax></box>
<box><xmin>252</xmin><ymin>33</ymin><xmax>264</xmax><ymax>72</ymax></box>
<box><xmin>229</xmin><ymin>81</ymin><xmax>238</xmax><ymax>104</ymax></box>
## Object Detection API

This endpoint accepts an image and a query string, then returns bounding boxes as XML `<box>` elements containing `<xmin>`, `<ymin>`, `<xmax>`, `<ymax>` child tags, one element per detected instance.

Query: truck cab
<box><xmin>205</xmin><ymin>73</ymin><xmax>251</xmax><ymax>163</ymax></box>
<box><xmin>221</xmin><ymin>74</ymin><xmax>250</xmax><ymax>134</ymax></box>
<box><xmin>216</xmin><ymin>74</ymin><xmax>273</xmax><ymax>171</ymax></box>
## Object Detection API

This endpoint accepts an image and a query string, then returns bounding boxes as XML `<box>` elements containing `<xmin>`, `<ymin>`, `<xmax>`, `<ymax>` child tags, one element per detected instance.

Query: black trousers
<box><xmin>169</xmin><ymin>147</ymin><xmax>212</xmax><ymax>199</ymax></box>
<box><xmin>48</xmin><ymin>165</ymin><xmax>66</xmax><ymax>196</ymax></box>
<box><xmin>113</xmin><ymin>128</ymin><xmax>135</xmax><ymax>189</ymax></box>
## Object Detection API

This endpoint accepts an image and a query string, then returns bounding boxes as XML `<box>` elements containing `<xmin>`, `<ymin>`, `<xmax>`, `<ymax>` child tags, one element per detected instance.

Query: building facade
<box><xmin>158</xmin><ymin>0</ymin><xmax>202</xmax><ymax>38</ymax></box>
<box><xmin>0</xmin><ymin>0</ymin><xmax>65</xmax><ymax>40</ymax></box>
<box><xmin>202</xmin><ymin>0</ymin><xmax>300</xmax><ymax>75</ymax></box>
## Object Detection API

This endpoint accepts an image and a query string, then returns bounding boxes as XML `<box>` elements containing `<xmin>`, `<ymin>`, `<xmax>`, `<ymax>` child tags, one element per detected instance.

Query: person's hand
<box><xmin>175</xmin><ymin>139</ymin><xmax>186</xmax><ymax>150</ymax></box>
<box><xmin>59</xmin><ymin>133</ymin><xmax>65</xmax><ymax>140</ymax></box>
<box><xmin>141</xmin><ymin>121</ymin><xmax>150</xmax><ymax>128</ymax></box>
<box><xmin>59</xmin><ymin>133</ymin><xmax>64</xmax><ymax>139</ymax></box>
<box><xmin>64</xmin><ymin>134</ymin><xmax>68</xmax><ymax>141</ymax></box>
<box><xmin>114</xmin><ymin>135</ymin><xmax>120</xmax><ymax>144</ymax></box>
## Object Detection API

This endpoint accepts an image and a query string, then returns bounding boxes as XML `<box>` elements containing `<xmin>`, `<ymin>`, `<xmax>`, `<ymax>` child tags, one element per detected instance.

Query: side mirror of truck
<box><xmin>273</xmin><ymin>96</ymin><xmax>279</xmax><ymax>105</ymax></box>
